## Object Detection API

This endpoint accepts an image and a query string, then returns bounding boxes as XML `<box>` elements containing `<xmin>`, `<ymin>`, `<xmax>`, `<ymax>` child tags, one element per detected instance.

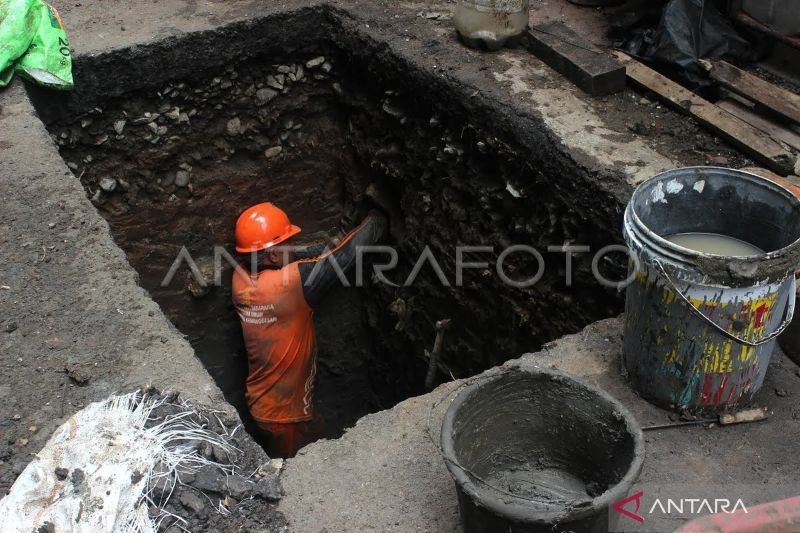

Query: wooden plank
<box><xmin>526</xmin><ymin>22</ymin><xmax>626</xmax><ymax>96</ymax></box>
<box><xmin>704</xmin><ymin>59</ymin><xmax>800</xmax><ymax>126</ymax></box>
<box><xmin>614</xmin><ymin>51</ymin><xmax>796</xmax><ymax>176</ymax></box>
<box><xmin>717</xmin><ymin>99</ymin><xmax>800</xmax><ymax>152</ymax></box>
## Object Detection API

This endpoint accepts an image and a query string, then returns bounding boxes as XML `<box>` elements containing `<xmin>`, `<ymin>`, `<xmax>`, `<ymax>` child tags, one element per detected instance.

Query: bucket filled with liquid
<box><xmin>623</xmin><ymin>167</ymin><xmax>800</xmax><ymax>415</ymax></box>
<box><xmin>440</xmin><ymin>368</ymin><xmax>644</xmax><ymax>533</ymax></box>
<box><xmin>454</xmin><ymin>0</ymin><xmax>530</xmax><ymax>50</ymax></box>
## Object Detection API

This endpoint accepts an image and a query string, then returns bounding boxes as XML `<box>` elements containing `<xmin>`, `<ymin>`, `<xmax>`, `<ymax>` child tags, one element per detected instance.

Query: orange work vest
<box><xmin>232</xmin><ymin>262</ymin><xmax>317</xmax><ymax>423</ymax></box>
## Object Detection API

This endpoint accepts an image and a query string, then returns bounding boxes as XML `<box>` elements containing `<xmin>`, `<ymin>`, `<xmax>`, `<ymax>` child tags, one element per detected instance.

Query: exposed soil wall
<box><xmin>33</xmin><ymin>6</ymin><xmax>629</xmax><ymax>439</ymax></box>
<box><xmin>329</xmin><ymin>23</ymin><xmax>628</xmax><ymax>395</ymax></box>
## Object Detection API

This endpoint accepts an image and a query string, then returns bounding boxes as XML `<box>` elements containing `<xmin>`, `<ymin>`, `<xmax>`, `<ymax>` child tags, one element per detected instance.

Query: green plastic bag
<box><xmin>0</xmin><ymin>0</ymin><xmax>72</xmax><ymax>90</ymax></box>
<box><xmin>0</xmin><ymin>0</ymin><xmax>38</xmax><ymax>82</ymax></box>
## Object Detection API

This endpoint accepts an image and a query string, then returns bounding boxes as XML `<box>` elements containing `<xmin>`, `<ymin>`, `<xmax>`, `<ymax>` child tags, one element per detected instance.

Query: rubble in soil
<box><xmin>141</xmin><ymin>388</ymin><xmax>287</xmax><ymax>532</ymax></box>
<box><xmin>335</xmin><ymin>42</ymin><xmax>630</xmax><ymax>389</ymax></box>
<box><xmin>50</xmin><ymin>55</ymin><xmax>335</xmax><ymax>213</ymax></box>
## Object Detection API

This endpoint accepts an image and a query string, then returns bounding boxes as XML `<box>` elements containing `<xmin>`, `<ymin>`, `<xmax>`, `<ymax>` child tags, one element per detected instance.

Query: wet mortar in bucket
<box><xmin>440</xmin><ymin>368</ymin><xmax>644</xmax><ymax>533</ymax></box>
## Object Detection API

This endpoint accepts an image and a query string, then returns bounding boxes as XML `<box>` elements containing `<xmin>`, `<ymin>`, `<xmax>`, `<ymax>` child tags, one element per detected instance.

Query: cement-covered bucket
<box><xmin>623</xmin><ymin>167</ymin><xmax>800</xmax><ymax>415</ymax></box>
<box><xmin>440</xmin><ymin>368</ymin><xmax>644</xmax><ymax>533</ymax></box>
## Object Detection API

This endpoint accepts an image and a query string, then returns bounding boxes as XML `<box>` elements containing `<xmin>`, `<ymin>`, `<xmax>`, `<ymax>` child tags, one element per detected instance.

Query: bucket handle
<box><xmin>653</xmin><ymin>259</ymin><xmax>796</xmax><ymax>347</ymax></box>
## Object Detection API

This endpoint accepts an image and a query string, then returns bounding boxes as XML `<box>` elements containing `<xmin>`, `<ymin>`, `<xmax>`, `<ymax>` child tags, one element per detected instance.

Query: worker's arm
<box><xmin>291</xmin><ymin>242</ymin><xmax>331</xmax><ymax>261</ymax></box>
<box><xmin>297</xmin><ymin>211</ymin><xmax>388</xmax><ymax>308</ymax></box>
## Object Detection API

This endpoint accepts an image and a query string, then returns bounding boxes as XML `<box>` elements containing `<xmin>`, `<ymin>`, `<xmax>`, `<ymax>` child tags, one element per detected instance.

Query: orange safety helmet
<box><xmin>235</xmin><ymin>202</ymin><xmax>301</xmax><ymax>253</ymax></box>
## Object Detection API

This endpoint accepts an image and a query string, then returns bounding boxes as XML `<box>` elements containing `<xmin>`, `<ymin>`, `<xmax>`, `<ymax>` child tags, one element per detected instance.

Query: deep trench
<box><xmin>30</xmin><ymin>7</ymin><xmax>628</xmax><ymax>445</ymax></box>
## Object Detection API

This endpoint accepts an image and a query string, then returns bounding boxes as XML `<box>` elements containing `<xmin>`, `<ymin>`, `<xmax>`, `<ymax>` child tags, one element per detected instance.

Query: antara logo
<box><xmin>649</xmin><ymin>498</ymin><xmax>748</xmax><ymax>515</ymax></box>
<box><xmin>613</xmin><ymin>491</ymin><xmax>748</xmax><ymax>524</ymax></box>
<box><xmin>613</xmin><ymin>491</ymin><xmax>644</xmax><ymax>524</ymax></box>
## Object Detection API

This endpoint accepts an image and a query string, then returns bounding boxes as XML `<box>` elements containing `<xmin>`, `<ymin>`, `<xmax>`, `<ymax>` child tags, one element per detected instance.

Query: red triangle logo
<box><xmin>613</xmin><ymin>491</ymin><xmax>645</xmax><ymax>524</ymax></box>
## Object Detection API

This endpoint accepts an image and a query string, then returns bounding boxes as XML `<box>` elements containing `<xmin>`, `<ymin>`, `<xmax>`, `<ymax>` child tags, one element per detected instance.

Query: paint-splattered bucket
<box><xmin>623</xmin><ymin>167</ymin><xmax>800</xmax><ymax>415</ymax></box>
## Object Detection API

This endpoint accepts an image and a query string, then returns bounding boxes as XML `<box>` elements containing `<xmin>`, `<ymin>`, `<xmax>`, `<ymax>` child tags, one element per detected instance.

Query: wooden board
<box><xmin>717</xmin><ymin>99</ymin><xmax>800</xmax><ymax>152</ymax></box>
<box><xmin>614</xmin><ymin>51</ymin><xmax>796</xmax><ymax>176</ymax></box>
<box><xmin>704</xmin><ymin>59</ymin><xmax>800</xmax><ymax>126</ymax></box>
<box><xmin>526</xmin><ymin>22</ymin><xmax>626</xmax><ymax>96</ymax></box>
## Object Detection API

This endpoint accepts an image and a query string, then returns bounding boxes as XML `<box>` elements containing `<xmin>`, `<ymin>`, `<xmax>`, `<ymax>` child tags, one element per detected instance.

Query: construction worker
<box><xmin>232</xmin><ymin>202</ymin><xmax>387</xmax><ymax>458</ymax></box>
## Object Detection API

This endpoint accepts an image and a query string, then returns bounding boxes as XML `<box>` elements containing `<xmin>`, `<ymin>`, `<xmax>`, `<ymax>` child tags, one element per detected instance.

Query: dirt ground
<box><xmin>1</xmin><ymin>0</ymin><xmax>799</xmax><ymax>531</ymax></box>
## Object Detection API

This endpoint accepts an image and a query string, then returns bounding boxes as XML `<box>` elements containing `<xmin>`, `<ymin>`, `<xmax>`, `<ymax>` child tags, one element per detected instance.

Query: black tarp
<box><xmin>614</xmin><ymin>0</ymin><xmax>755</xmax><ymax>85</ymax></box>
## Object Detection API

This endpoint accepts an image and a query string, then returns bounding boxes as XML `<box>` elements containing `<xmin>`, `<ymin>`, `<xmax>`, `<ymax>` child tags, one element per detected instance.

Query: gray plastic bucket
<box><xmin>440</xmin><ymin>368</ymin><xmax>644</xmax><ymax>533</ymax></box>
<box><xmin>623</xmin><ymin>167</ymin><xmax>800</xmax><ymax>415</ymax></box>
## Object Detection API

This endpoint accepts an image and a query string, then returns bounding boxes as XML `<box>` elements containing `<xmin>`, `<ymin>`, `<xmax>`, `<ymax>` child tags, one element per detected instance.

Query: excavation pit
<box><xmin>30</xmin><ymin>7</ymin><xmax>630</xmax><ymax>448</ymax></box>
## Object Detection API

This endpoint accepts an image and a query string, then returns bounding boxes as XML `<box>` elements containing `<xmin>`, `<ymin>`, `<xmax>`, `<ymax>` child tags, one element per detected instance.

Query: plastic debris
<box><xmin>613</xmin><ymin>0</ymin><xmax>753</xmax><ymax>86</ymax></box>
<box><xmin>0</xmin><ymin>390</ymin><xmax>235</xmax><ymax>532</ymax></box>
